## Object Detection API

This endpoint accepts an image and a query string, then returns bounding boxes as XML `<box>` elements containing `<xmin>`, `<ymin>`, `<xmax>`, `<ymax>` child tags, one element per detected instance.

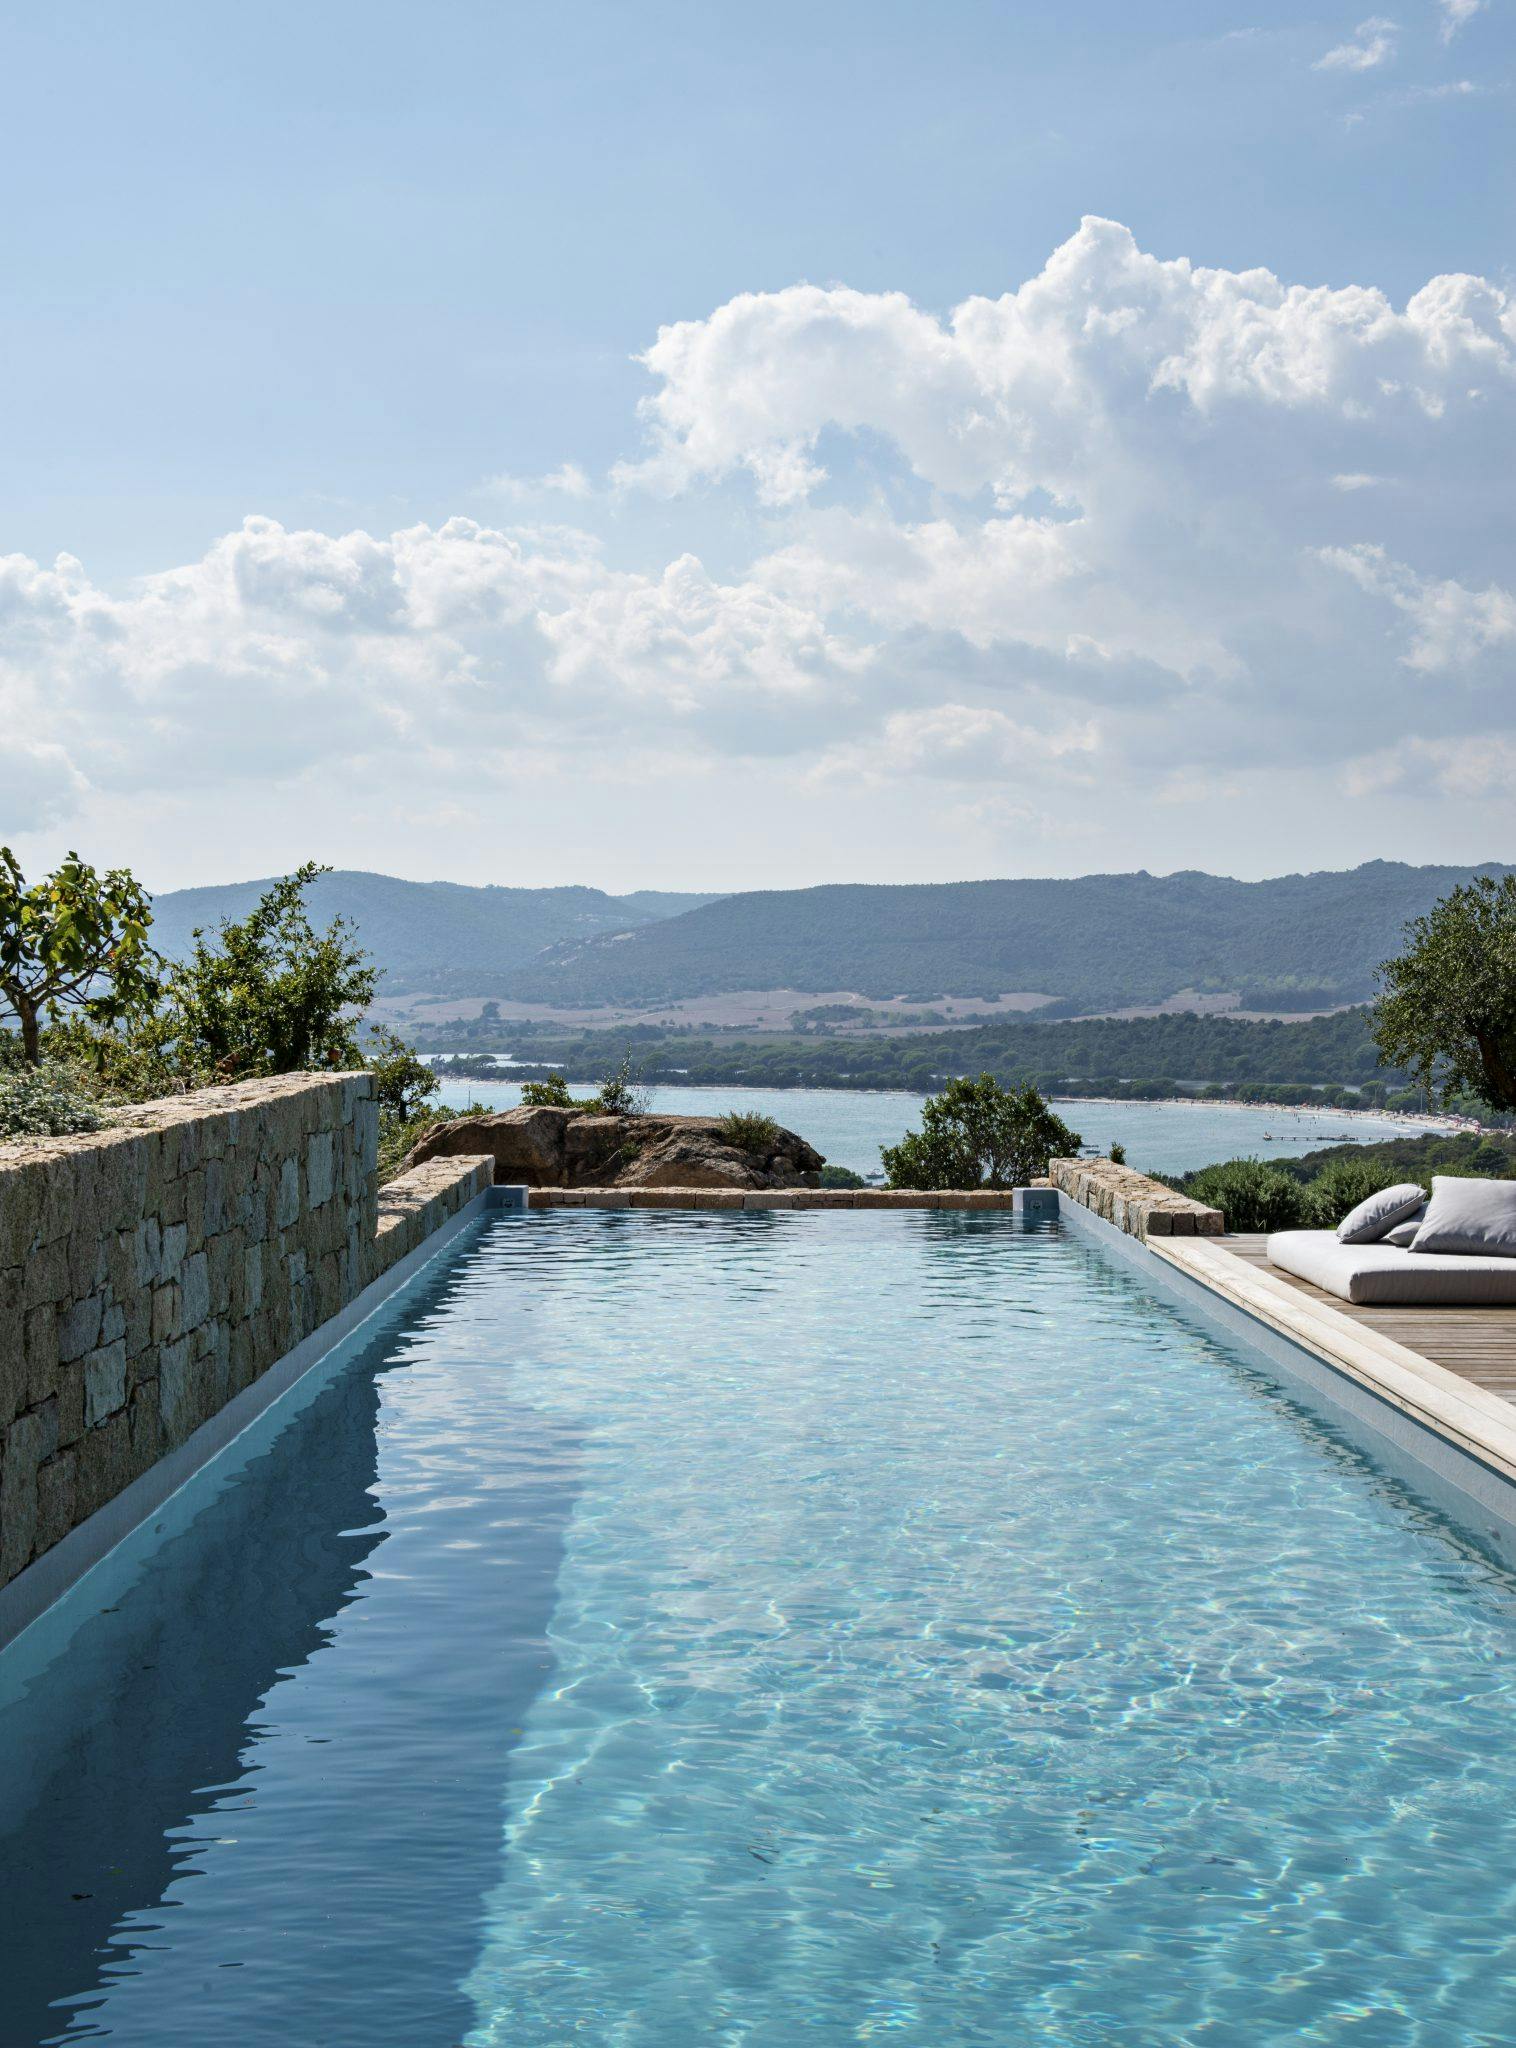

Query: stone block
<box><xmin>743</xmin><ymin>1192</ymin><xmax>797</xmax><ymax>1209</ymax></box>
<box><xmin>74</xmin><ymin>1408</ymin><xmax>133</xmax><ymax>1521</ymax></box>
<box><xmin>0</xmin><ymin>1266</ymin><xmax>25</xmax><ymax>1429</ymax></box>
<box><xmin>694</xmin><ymin>1190</ymin><xmax>745</xmax><ymax>1209</ymax></box>
<box><xmin>305</xmin><ymin>1132</ymin><xmax>334</xmax><ymax>1209</ymax></box>
<box><xmin>161</xmin><ymin>1220</ymin><xmax>188</xmax><ymax>1280</ymax></box>
<box><xmin>23</xmin><ymin>1304</ymin><xmax>58</xmax><ymax>1410</ymax></box>
<box><xmin>35</xmin><ymin>1448</ymin><xmax>77</xmax><ymax>1554</ymax></box>
<box><xmin>277</xmin><ymin>1157</ymin><xmax>301</xmax><ymax>1230</ymax></box>
<box><xmin>581</xmin><ymin>1190</ymin><xmax>631</xmax><ymax>1208</ymax></box>
<box><xmin>181</xmin><ymin>1251</ymin><xmax>211</xmax><ymax>1331</ymax></box>
<box><xmin>157</xmin><ymin>1337</ymin><xmax>193</xmax><ymax>1444</ymax></box>
<box><xmin>58</xmin><ymin>1292</ymin><xmax>105</xmax><ymax>1366</ymax></box>
<box><xmin>22</xmin><ymin>1238</ymin><xmax>67</xmax><ymax>1314</ymax></box>
<box><xmin>245</xmin><ymin>1243</ymin><xmax>264</xmax><ymax>1313</ymax></box>
<box><xmin>84</xmin><ymin>1340</ymin><xmax>128</xmax><ymax>1428</ymax></box>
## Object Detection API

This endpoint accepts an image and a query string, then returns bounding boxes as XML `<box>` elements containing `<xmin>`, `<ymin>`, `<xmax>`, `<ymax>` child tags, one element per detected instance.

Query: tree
<box><xmin>0</xmin><ymin>848</ymin><xmax>160</xmax><ymax>1064</ymax></box>
<box><xmin>1373</xmin><ymin>876</ymin><xmax>1516</xmax><ymax>1113</ymax></box>
<box><xmin>165</xmin><ymin>863</ymin><xmax>376</xmax><ymax>1079</ymax></box>
<box><xmin>881</xmin><ymin>1074</ymin><xmax>1083</xmax><ymax>1190</ymax></box>
<box><xmin>362</xmin><ymin>1024</ymin><xmax>440</xmax><ymax>1124</ymax></box>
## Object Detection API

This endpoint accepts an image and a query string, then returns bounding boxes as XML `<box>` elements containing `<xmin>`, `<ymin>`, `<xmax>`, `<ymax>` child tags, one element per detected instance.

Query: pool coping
<box><xmin>1058</xmin><ymin>1196</ymin><xmax>1516</xmax><ymax>1556</ymax></box>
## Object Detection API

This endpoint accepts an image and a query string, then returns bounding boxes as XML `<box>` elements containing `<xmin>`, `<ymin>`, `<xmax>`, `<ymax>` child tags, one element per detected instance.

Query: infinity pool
<box><xmin>2</xmin><ymin>1212</ymin><xmax>1514</xmax><ymax>2046</ymax></box>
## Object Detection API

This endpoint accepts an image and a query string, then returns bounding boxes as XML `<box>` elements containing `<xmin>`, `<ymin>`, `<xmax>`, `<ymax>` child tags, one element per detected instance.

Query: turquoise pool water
<box><xmin>2</xmin><ymin>1212</ymin><xmax>1514</xmax><ymax>2045</ymax></box>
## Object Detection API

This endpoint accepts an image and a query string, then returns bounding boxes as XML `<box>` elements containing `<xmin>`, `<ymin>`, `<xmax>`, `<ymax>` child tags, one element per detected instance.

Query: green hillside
<box><xmin>148</xmin><ymin>872</ymin><xmax>721</xmax><ymax>995</ymax></box>
<box><xmin>501</xmin><ymin>862</ymin><xmax>1513</xmax><ymax>1012</ymax></box>
<box><xmin>423</xmin><ymin>1005</ymin><xmax>1415</xmax><ymax>1097</ymax></box>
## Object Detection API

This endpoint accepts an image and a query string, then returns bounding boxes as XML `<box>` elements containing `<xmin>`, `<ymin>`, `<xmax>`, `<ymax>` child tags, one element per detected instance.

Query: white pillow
<box><xmin>1335</xmin><ymin>1182</ymin><xmax>1428</xmax><ymax>1244</ymax></box>
<box><xmin>1381</xmin><ymin>1207</ymin><xmax>1426</xmax><ymax>1248</ymax></box>
<box><xmin>1410</xmin><ymin>1176</ymin><xmax>1516</xmax><ymax>1258</ymax></box>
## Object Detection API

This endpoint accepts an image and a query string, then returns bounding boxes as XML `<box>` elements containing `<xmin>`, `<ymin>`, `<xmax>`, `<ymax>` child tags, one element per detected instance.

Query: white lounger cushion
<box><xmin>1267</xmin><ymin>1229</ymin><xmax>1516</xmax><ymax>1306</ymax></box>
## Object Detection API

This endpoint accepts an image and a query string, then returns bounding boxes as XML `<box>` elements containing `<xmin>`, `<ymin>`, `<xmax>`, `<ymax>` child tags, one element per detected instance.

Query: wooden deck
<box><xmin>1224</xmin><ymin>1233</ymin><xmax>1516</xmax><ymax>1406</ymax></box>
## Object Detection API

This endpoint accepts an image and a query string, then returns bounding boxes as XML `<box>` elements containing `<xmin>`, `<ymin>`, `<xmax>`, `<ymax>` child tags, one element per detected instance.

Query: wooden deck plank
<box><xmin>1223</xmin><ymin>1233</ymin><xmax>1516</xmax><ymax>1403</ymax></box>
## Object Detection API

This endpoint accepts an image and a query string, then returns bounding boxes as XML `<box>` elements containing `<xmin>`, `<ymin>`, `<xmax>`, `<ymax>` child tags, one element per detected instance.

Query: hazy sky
<box><xmin>3</xmin><ymin>0</ymin><xmax>1512</xmax><ymax>894</ymax></box>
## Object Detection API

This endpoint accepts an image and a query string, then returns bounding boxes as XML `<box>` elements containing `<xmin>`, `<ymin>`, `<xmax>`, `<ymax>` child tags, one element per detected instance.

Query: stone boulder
<box><xmin>404</xmin><ymin>1106</ymin><xmax>823</xmax><ymax>1190</ymax></box>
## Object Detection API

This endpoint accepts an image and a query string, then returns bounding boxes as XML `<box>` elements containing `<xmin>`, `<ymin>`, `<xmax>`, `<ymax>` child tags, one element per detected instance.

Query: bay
<box><xmin>430</xmin><ymin>1076</ymin><xmax>1432</xmax><ymax>1179</ymax></box>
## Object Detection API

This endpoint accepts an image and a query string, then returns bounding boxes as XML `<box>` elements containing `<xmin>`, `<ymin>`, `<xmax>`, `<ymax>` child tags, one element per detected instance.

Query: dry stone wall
<box><xmin>1050</xmin><ymin>1157</ymin><xmax>1224</xmax><ymax>1238</ymax></box>
<box><xmin>0</xmin><ymin>1075</ymin><xmax>488</xmax><ymax>1597</ymax></box>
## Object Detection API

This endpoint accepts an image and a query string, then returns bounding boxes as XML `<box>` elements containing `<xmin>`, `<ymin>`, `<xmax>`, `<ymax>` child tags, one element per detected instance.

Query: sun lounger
<box><xmin>1266</xmin><ymin>1229</ymin><xmax>1516</xmax><ymax>1306</ymax></box>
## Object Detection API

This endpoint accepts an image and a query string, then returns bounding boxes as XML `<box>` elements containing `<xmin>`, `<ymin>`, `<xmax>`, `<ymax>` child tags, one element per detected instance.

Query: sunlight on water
<box><xmin>2</xmin><ymin>1213</ymin><xmax>1512</xmax><ymax>2047</ymax></box>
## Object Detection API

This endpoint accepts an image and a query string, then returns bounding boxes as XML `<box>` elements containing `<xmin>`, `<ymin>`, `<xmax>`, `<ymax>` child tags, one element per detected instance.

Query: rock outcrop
<box><xmin>405</xmin><ymin>1107</ymin><xmax>824</xmax><ymax>1190</ymax></box>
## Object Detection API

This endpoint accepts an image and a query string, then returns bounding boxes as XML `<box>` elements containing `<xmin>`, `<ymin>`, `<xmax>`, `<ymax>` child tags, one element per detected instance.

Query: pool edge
<box><xmin>1059</xmin><ymin>1196</ymin><xmax>1516</xmax><ymax>1559</ymax></box>
<box><xmin>0</xmin><ymin>1185</ymin><xmax>515</xmax><ymax>1654</ymax></box>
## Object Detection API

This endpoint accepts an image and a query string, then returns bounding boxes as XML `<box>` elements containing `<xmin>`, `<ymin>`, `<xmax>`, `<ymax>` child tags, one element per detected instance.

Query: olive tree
<box><xmin>0</xmin><ymin>848</ymin><xmax>159</xmax><ymax>1064</ymax></box>
<box><xmin>165</xmin><ymin>862</ymin><xmax>376</xmax><ymax>1079</ymax></box>
<box><xmin>881</xmin><ymin>1074</ymin><xmax>1083</xmax><ymax>1190</ymax></box>
<box><xmin>1373</xmin><ymin>875</ymin><xmax>1516</xmax><ymax>1113</ymax></box>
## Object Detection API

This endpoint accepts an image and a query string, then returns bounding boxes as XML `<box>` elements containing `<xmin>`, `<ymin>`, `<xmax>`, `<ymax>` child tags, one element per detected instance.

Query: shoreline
<box><xmin>428</xmin><ymin>1065</ymin><xmax>1475</xmax><ymax>1139</ymax></box>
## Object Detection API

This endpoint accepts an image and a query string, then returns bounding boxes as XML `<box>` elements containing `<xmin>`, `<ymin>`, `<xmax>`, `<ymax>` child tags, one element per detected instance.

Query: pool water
<box><xmin>3</xmin><ymin>1212</ymin><xmax>1515</xmax><ymax>2046</ymax></box>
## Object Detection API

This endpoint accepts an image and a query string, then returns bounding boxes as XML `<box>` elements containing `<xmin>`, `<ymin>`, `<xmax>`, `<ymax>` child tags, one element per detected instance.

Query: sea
<box><xmin>428</xmin><ymin>1075</ymin><xmax>1432</xmax><ymax>1180</ymax></box>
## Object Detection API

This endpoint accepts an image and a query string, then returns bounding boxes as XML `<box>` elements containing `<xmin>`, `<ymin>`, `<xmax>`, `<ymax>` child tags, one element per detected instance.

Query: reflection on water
<box><xmin>0</xmin><ymin>1243</ymin><xmax>581</xmax><ymax>2048</ymax></box>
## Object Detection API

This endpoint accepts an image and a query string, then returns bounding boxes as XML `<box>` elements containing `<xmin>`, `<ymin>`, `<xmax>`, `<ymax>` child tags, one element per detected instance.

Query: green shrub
<box><xmin>1109</xmin><ymin>1142</ymin><xmax>1127</xmax><ymax>1165</ymax></box>
<box><xmin>377</xmin><ymin>1099</ymin><xmax>493</xmax><ymax>1183</ymax></box>
<box><xmin>0</xmin><ymin>1062</ymin><xmax>109</xmax><ymax>1140</ymax></box>
<box><xmin>594</xmin><ymin>1050</ymin><xmax>650</xmax><ymax>1117</ymax></box>
<box><xmin>882</xmin><ymin>1075</ymin><xmax>1082</xmax><ymax>1191</ymax></box>
<box><xmin>520</xmin><ymin>1073</ymin><xmax>580</xmax><ymax>1108</ymax></box>
<box><xmin>719</xmin><ymin>1110</ymin><xmax>782</xmax><ymax>1153</ymax></box>
<box><xmin>1178</xmin><ymin>1157</ymin><xmax>1306</xmax><ymax>1232</ymax></box>
<box><xmin>1299</xmin><ymin>1155</ymin><xmax>1422</xmax><ymax>1229</ymax></box>
<box><xmin>819</xmin><ymin>1163</ymin><xmax>866</xmax><ymax>1189</ymax></box>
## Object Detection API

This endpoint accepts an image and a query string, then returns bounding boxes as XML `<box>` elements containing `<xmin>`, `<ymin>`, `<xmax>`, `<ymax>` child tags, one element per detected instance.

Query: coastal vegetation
<box><xmin>1166</xmin><ymin>1131</ymin><xmax>1516</xmax><ymax>1232</ymax></box>
<box><xmin>1373</xmin><ymin>874</ymin><xmax>1516</xmax><ymax>1112</ymax></box>
<box><xmin>426</xmin><ymin>1005</ymin><xmax>1432</xmax><ymax>1106</ymax></box>
<box><xmin>882</xmin><ymin>1076</ymin><xmax>1081</xmax><ymax>1192</ymax></box>
<box><xmin>0</xmin><ymin>851</ymin><xmax>442</xmax><ymax>1177</ymax></box>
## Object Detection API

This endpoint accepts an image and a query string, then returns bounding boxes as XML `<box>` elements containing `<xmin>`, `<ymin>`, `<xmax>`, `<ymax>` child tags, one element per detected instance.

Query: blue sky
<box><xmin>2</xmin><ymin>0</ymin><xmax>1512</xmax><ymax>890</ymax></box>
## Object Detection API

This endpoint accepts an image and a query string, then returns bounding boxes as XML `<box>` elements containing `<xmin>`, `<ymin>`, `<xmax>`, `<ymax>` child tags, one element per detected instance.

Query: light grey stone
<box><xmin>181</xmin><ymin>1251</ymin><xmax>210</xmax><ymax>1330</ymax></box>
<box><xmin>84</xmin><ymin>1340</ymin><xmax>127</xmax><ymax>1428</ymax></box>
<box><xmin>277</xmin><ymin>1157</ymin><xmax>301</xmax><ymax>1230</ymax></box>
<box><xmin>58</xmin><ymin>1293</ymin><xmax>104</xmax><ymax>1365</ymax></box>
<box><xmin>306</xmin><ymin>1131</ymin><xmax>334</xmax><ymax>1209</ymax></box>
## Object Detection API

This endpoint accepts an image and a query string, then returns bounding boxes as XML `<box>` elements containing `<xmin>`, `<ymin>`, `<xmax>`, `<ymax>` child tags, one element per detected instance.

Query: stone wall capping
<box><xmin>1049</xmin><ymin>1157</ymin><xmax>1222</xmax><ymax>1242</ymax></box>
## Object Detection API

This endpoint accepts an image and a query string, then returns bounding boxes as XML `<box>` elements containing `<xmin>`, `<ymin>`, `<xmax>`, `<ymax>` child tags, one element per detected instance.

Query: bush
<box><xmin>1109</xmin><ymin>1142</ymin><xmax>1127</xmax><ymax>1165</ymax></box>
<box><xmin>377</xmin><ymin>1099</ymin><xmax>493</xmax><ymax>1183</ymax></box>
<box><xmin>595</xmin><ymin>1050</ymin><xmax>650</xmax><ymax>1117</ymax></box>
<box><xmin>520</xmin><ymin>1073</ymin><xmax>579</xmax><ymax>1108</ymax></box>
<box><xmin>1177</xmin><ymin>1158</ymin><xmax>1305</xmax><ymax>1232</ymax></box>
<box><xmin>0</xmin><ymin>1062</ymin><xmax>109</xmax><ymax>1140</ymax></box>
<box><xmin>719</xmin><ymin>1110</ymin><xmax>781</xmax><ymax>1153</ymax></box>
<box><xmin>1298</xmin><ymin>1154</ymin><xmax>1421</xmax><ymax>1229</ymax></box>
<box><xmin>819</xmin><ymin>1163</ymin><xmax>866</xmax><ymax>1189</ymax></box>
<box><xmin>364</xmin><ymin>1026</ymin><xmax>439</xmax><ymax>1124</ymax></box>
<box><xmin>881</xmin><ymin>1075</ymin><xmax>1082</xmax><ymax>1191</ymax></box>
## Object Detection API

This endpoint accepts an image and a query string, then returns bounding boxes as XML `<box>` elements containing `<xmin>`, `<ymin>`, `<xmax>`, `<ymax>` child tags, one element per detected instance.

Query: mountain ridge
<box><xmin>147</xmin><ymin>860</ymin><xmax>1513</xmax><ymax>1015</ymax></box>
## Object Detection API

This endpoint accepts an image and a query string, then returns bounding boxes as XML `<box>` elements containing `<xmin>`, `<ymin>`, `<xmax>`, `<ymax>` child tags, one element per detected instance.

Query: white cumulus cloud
<box><xmin>6</xmin><ymin>218</ymin><xmax>1514</xmax><ymax>876</ymax></box>
<box><xmin>1314</xmin><ymin>16</ymin><xmax>1400</xmax><ymax>69</ymax></box>
<box><xmin>1438</xmin><ymin>0</ymin><xmax>1485</xmax><ymax>42</ymax></box>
